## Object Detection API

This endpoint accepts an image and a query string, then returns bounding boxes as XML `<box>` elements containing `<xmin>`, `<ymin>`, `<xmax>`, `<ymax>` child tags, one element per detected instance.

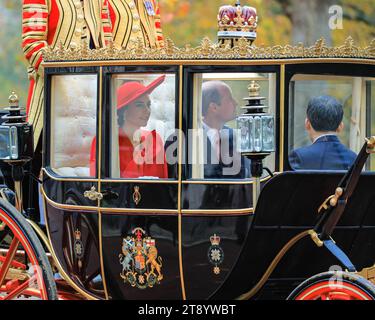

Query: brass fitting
<box><xmin>366</xmin><ymin>136</ymin><xmax>375</xmax><ymax>153</ymax></box>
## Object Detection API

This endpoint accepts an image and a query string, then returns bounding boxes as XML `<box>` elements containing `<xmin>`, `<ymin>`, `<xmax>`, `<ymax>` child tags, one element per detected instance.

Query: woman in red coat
<box><xmin>90</xmin><ymin>75</ymin><xmax>168</xmax><ymax>179</ymax></box>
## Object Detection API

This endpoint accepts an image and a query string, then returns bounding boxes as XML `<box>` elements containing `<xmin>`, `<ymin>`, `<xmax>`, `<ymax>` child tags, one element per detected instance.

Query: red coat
<box><xmin>22</xmin><ymin>0</ymin><xmax>112</xmax><ymax>146</ymax></box>
<box><xmin>90</xmin><ymin>129</ymin><xmax>168</xmax><ymax>179</ymax></box>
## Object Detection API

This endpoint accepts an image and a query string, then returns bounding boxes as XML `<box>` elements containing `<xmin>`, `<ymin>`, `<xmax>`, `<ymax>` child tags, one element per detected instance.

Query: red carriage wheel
<box><xmin>0</xmin><ymin>199</ymin><xmax>57</xmax><ymax>300</ymax></box>
<box><xmin>287</xmin><ymin>271</ymin><xmax>375</xmax><ymax>300</ymax></box>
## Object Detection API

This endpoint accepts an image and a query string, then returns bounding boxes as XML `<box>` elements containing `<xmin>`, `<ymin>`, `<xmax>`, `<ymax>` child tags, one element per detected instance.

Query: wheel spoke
<box><xmin>0</xmin><ymin>254</ymin><xmax>26</xmax><ymax>269</ymax></box>
<box><xmin>3</xmin><ymin>276</ymin><xmax>36</xmax><ymax>300</ymax></box>
<box><xmin>0</xmin><ymin>238</ymin><xmax>20</xmax><ymax>286</ymax></box>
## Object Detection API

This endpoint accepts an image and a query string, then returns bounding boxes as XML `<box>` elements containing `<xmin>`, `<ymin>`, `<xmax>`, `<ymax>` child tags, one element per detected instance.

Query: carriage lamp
<box><xmin>0</xmin><ymin>92</ymin><xmax>33</xmax><ymax>162</ymax></box>
<box><xmin>217</xmin><ymin>1</ymin><xmax>258</xmax><ymax>47</ymax></box>
<box><xmin>0</xmin><ymin>92</ymin><xmax>34</xmax><ymax>212</ymax></box>
<box><xmin>237</xmin><ymin>81</ymin><xmax>275</xmax><ymax>208</ymax></box>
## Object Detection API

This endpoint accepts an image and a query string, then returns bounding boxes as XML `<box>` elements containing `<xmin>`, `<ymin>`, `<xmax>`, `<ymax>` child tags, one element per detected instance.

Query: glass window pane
<box><xmin>288</xmin><ymin>75</ymin><xmax>375</xmax><ymax>171</ymax></box>
<box><xmin>190</xmin><ymin>73</ymin><xmax>276</xmax><ymax>180</ymax></box>
<box><xmin>50</xmin><ymin>75</ymin><xmax>97</xmax><ymax>177</ymax></box>
<box><xmin>110</xmin><ymin>73</ymin><xmax>176</xmax><ymax>179</ymax></box>
<box><xmin>370</xmin><ymin>81</ymin><xmax>375</xmax><ymax>171</ymax></box>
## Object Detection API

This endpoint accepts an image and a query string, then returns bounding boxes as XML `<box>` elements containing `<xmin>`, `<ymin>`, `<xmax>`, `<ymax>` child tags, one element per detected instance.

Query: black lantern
<box><xmin>0</xmin><ymin>92</ymin><xmax>34</xmax><ymax>212</ymax></box>
<box><xmin>237</xmin><ymin>81</ymin><xmax>275</xmax><ymax>207</ymax></box>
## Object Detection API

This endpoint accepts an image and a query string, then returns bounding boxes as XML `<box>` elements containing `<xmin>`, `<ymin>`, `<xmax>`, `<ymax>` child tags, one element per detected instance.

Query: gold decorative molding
<box><xmin>43</xmin><ymin>37</ymin><xmax>375</xmax><ymax>62</ymax></box>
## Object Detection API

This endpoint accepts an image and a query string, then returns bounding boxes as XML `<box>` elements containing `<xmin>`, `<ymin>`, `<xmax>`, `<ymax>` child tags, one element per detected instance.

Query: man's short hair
<box><xmin>307</xmin><ymin>95</ymin><xmax>344</xmax><ymax>132</ymax></box>
<box><xmin>202</xmin><ymin>81</ymin><xmax>223</xmax><ymax>117</ymax></box>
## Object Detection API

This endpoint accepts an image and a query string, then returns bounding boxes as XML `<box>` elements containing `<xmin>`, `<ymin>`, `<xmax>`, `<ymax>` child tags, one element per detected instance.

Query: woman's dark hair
<box><xmin>306</xmin><ymin>95</ymin><xmax>344</xmax><ymax>132</ymax></box>
<box><xmin>117</xmin><ymin>107</ymin><xmax>127</xmax><ymax>128</ymax></box>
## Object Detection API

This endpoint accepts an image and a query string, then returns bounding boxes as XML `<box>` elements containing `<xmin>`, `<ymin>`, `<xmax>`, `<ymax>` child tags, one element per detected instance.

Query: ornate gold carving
<box><xmin>308</xmin><ymin>230</ymin><xmax>324</xmax><ymax>248</ymax></box>
<box><xmin>248</xmin><ymin>80</ymin><xmax>260</xmax><ymax>97</ymax></box>
<box><xmin>83</xmin><ymin>186</ymin><xmax>103</xmax><ymax>201</ymax></box>
<box><xmin>318</xmin><ymin>187</ymin><xmax>344</xmax><ymax>213</ymax></box>
<box><xmin>358</xmin><ymin>265</ymin><xmax>375</xmax><ymax>286</ymax></box>
<box><xmin>366</xmin><ymin>136</ymin><xmax>375</xmax><ymax>153</ymax></box>
<box><xmin>133</xmin><ymin>186</ymin><xmax>141</xmax><ymax>206</ymax></box>
<box><xmin>42</xmin><ymin>37</ymin><xmax>375</xmax><ymax>62</ymax></box>
<box><xmin>8</xmin><ymin>91</ymin><xmax>19</xmax><ymax>107</ymax></box>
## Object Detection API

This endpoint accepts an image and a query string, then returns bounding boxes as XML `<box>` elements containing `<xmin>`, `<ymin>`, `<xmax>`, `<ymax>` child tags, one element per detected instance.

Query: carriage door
<box><xmin>98</xmin><ymin>67</ymin><xmax>181</xmax><ymax>299</ymax></box>
<box><xmin>181</xmin><ymin>66</ymin><xmax>279</xmax><ymax>299</ymax></box>
<box><xmin>43</xmin><ymin>70</ymin><xmax>106</xmax><ymax>299</ymax></box>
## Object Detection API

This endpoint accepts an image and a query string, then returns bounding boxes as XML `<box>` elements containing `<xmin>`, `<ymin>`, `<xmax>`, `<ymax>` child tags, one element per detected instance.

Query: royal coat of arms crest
<box><xmin>208</xmin><ymin>234</ymin><xmax>224</xmax><ymax>275</ymax></box>
<box><xmin>119</xmin><ymin>228</ymin><xmax>163</xmax><ymax>289</ymax></box>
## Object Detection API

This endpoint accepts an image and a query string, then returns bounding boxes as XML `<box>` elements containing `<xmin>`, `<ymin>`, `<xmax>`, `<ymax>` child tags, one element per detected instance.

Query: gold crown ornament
<box><xmin>218</xmin><ymin>1</ymin><xmax>258</xmax><ymax>47</ymax></box>
<box><xmin>8</xmin><ymin>91</ymin><xmax>19</xmax><ymax>107</ymax></box>
<box><xmin>248</xmin><ymin>81</ymin><xmax>261</xmax><ymax>97</ymax></box>
<box><xmin>210</xmin><ymin>234</ymin><xmax>221</xmax><ymax>246</ymax></box>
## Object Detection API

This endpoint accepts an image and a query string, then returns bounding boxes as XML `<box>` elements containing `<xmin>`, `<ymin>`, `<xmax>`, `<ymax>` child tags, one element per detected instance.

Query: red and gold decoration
<box><xmin>22</xmin><ymin>0</ymin><xmax>113</xmax><ymax>149</ymax></box>
<box><xmin>208</xmin><ymin>234</ymin><xmax>224</xmax><ymax>275</ymax></box>
<box><xmin>108</xmin><ymin>0</ymin><xmax>164</xmax><ymax>49</ymax></box>
<box><xmin>119</xmin><ymin>228</ymin><xmax>163</xmax><ymax>289</ymax></box>
<box><xmin>217</xmin><ymin>1</ymin><xmax>258</xmax><ymax>46</ymax></box>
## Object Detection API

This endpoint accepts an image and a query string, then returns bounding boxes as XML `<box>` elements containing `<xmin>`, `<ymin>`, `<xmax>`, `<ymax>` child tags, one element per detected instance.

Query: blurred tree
<box><xmin>160</xmin><ymin>0</ymin><xmax>374</xmax><ymax>46</ymax></box>
<box><xmin>275</xmin><ymin>0</ymin><xmax>336</xmax><ymax>45</ymax></box>
<box><xmin>0</xmin><ymin>0</ymin><xmax>373</xmax><ymax>108</ymax></box>
<box><xmin>0</xmin><ymin>1</ymin><xmax>27</xmax><ymax>108</ymax></box>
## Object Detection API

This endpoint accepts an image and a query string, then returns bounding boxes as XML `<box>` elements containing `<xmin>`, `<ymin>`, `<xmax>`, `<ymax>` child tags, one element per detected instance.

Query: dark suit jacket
<box><xmin>289</xmin><ymin>135</ymin><xmax>357</xmax><ymax>170</ymax></box>
<box><xmin>204</xmin><ymin>126</ymin><xmax>250</xmax><ymax>179</ymax></box>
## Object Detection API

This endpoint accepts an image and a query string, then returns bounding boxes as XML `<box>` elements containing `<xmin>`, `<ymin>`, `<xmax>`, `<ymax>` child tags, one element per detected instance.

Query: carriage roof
<box><xmin>42</xmin><ymin>37</ymin><xmax>375</xmax><ymax>66</ymax></box>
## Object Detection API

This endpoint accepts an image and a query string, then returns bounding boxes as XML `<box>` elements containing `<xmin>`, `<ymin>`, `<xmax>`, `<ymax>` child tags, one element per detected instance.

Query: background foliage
<box><xmin>0</xmin><ymin>0</ymin><xmax>374</xmax><ymax>106</ymax></box>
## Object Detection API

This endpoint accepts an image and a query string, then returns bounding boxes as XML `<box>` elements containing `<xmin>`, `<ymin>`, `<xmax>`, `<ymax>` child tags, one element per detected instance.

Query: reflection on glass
<box><xmin>191</xmin><ymin>73</ymin><xmax>276</xmax><ymax>179</ymax></box>
<box><xmin>288</xmin><ymin>75</ymin><xmax>375</xmax><ymax>171</ymax></box>
<box><xmin>0</xmin><ymin>127</ymin><xmax>10</xmax><ymax>160</ymax></box>
<box><xmin>262</xmin><ymin>116</ymin><xmax>275</xmax><ymax>152</ymax></box>
<box><xmin>253</xmin><ymin>116</ymin><xmax>262</xmax><ymax>152</ymax></box>
<box><xmin>237</xmin><ymin>118</ymin><xmax>250</xmax><ymax>152</ymax></box>
<box><xmin>50</xmin><ymin>75</ymin><xmax>97</xmax><ymax>177</ymax></box>
<box><xmin>249</xmin><ymin>117</ymin><xmax>254</xmax><ymax>151</ymax></box>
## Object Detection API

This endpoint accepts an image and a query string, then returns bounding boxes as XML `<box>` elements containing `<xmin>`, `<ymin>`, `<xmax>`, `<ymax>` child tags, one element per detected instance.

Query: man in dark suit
<box><xmin>289</xmin><ymin>95</ymin><xmax>357</xmax><ymax>170</ymax></box>
<box><xmin>202</xmin><ymin>81</ymin><xmax>250</xmax><ymax>178</ymax></box>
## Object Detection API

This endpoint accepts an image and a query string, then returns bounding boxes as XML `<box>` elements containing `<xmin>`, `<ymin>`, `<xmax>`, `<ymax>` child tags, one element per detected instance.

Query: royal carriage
<box><xmin>0</xmin><ymin>2</ymin><xmax>374</xmax><ymax>300</ymax></box>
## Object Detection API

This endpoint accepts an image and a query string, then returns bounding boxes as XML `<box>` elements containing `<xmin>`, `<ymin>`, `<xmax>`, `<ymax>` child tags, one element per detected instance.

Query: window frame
<box><xmin>44</xmin><ymin>67</ymin><xmax>100</xmax><ymax>179</ymax></box>
<box><xmin>183</xmin><ymin>64</ymin><xmax>281</xmax><ymax>182</ymax></box>
<box><xmin>284</xmin><ymin>63</ymin><xmax>375</xmax><ymax>172</ymax></box>
<box><xmin>101</xmin><ymin>65</ymin><xmax>180</xmax><ymax>181</ymax></box>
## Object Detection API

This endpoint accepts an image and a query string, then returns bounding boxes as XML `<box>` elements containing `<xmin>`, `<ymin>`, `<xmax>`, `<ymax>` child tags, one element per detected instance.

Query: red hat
<box><xmin>117</xmin><ymin>75</ymin><xmax>166</xmax><ymax>110</ymax></box>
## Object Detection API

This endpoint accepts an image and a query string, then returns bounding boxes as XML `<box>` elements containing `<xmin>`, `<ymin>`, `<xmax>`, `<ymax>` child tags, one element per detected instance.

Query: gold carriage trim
<box><xmin>42</xmin><ymin>37</ymin><xmax>375</xmax><ymax>62</ymax></box>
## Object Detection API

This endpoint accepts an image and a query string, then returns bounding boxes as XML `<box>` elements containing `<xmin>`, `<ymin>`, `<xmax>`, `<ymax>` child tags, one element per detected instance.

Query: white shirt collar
<box><xmin>313</xmin><ymin>133</ymin><xmax>338</xmax><ymax>144</ymax></box>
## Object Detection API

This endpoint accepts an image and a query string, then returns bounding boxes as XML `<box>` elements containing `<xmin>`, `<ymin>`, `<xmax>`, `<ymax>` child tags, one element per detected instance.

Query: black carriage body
<box><xmin>40</xmin><ymin>55</ymin><xmax>375</xmax><ymax>300</ymax></box>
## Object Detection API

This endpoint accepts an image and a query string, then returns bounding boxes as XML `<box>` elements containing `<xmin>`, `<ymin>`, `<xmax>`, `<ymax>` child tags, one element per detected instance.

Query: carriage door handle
<box><xmin>84</xmin><ymin>186</ymin><xmax>103</xmax><ymax>201</ymax></box>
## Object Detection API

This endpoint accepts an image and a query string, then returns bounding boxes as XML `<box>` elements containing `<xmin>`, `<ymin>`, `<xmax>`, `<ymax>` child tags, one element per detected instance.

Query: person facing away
<box><xmin>90</xmin><ymin>75</ymin><xmax>168</xmax><ymax>179</ymax></box>
<box><xmin>202</xmin><ymin>81</ymin><xmax>250</xmax><ymax>179</ymax></box>
<box><xmin>289</xmin><ymin>95</ymin><xmax>357</xmax><ymax>170</ymax></box>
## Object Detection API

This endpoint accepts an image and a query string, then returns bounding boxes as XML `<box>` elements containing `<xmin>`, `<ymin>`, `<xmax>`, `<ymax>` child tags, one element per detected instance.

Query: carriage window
<box><xmin>50</xmin><ymin>74</ymin><xmax>97</xmax><ymax>177</ymax></box>
<box><xmin>288</xmin><ymin>75</ymin><xmax>375</xmax><ymax>171</ymax></box>
<box><xmin>370</xmin><ymin>80</ymin><xmax>375</xmax><ymax>171</ymax></box>
<box><xmin>110</xmin><ymin>73</ymin><xmax>176</xmax><ymax>179</ymax></box>
<box><xmin>189</xmin><ymin>73</ymin><xmax>277</xmax><ymax>180</ymax></box>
